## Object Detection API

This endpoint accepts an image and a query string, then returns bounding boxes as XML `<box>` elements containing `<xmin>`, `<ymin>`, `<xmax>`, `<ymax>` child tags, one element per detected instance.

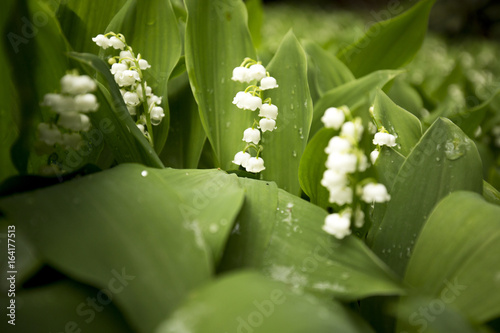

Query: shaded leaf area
<box><xmin>337</xmin><ymin>0</ymin><xmax>436</xmax><ymax>77</ymax></box>
<box><xmin>184</xmin><ymin>0</ymin><xmax>256</xmax><ymax>169</ymax></box>
<box><xmin>103</xmin><ymin>0</ymin><xmax>182</xmax><ymax>153</ymax></box>
<box><xmin>483</xmin><ymin>180</ymin><xmax>500</xmax><ymax>206</ymax></box>
<box><xmin>404</xmin><ymin>192</ymin><xmax>500</xmax><ymax>324</ymax></box>
<box><xmin>373</xmin><ymin>146</ymin><xmax>406</xmax><ymax>191</ymax></box>
<box><xmin>372</xmin><ymin>90</ymin><xmax>422</xmax><ymax>156</ymax></box>
<box><xmin>310</xmin><ymin>70</ymin><xmax>402</xmax><ymax>138</ymax></box>
<box><xmin>70</xmin><ymin>53</ymin><xmax>164</xmax><ymax>168</ymax></box>
<box><xmin>57</xmin><ymin>0</ymin><xmax>127</xmax><ymax>53</ymax></box>
<box><xmin>368</xmin><ymin>118</ymin><xmax>483</xmax><ymax>278</ymax></box>
<box><xmin>0</xmin><ymin>280</ymin><xmax>134</xmax><ymax>333</ymax></box>
<box><xmin>261</xmin><ymin>31</ymin><xmax>313</xmax><ymax>195</ymax></box>
<box><xmin>298</xmin><ymin>128</ymin><xmax>335</xmax><ymax>208</ymax></box>
<box><xmin>0</xmin><ymin>164</ymin><xmax>245</xmax><ymax>333</ymax></box>
<box><xmin>245</xmin><ymin>0</ymin><xmax>263</xmax><ymax>49</ymax></box>
<box><xmin>386</xmin><ymin>78</ymin><xmax>425</xmax><ymax>118</ymax></box>
<box><xmin>156</xmin><ymin>271</ymin><xmax>374</xmax><ymax>333</ymax></box>
<box><xmin>304</xmin><ymin>41</ymin><xmax>355</xmax><ymax>103</ymax></box>
<box><xmin>220</xmin><ymin>178</ymin><xmax>403</xmax><ymax>301</ymax></box>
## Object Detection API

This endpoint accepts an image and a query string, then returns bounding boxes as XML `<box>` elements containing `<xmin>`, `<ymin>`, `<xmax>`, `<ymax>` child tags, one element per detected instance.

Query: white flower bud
<box><xmin>232</xmin><ymin>151</ymin><xmax>251</xmax><ymax>168</ymax></box>
<box><xmin>326</xmin><ymin>152</ymin><xmax>357</xmax><ymax>174</ymax></box>
<box><xmin>123</xmin><ymin>91</ymin><xmax>140</xmax><ymax>106</ymax></box>
<box><xmin>38</xmin><ymin>123</ymin><xmax>63</xmax><ymax>145</ymax></box>
<box><xmin>60</xmin><ymin>74</ymin><xmax>96</xmax><ymax>95</ymax></box>
<box><xmin>111</xmin><ymin>63</ymin><xmax>128</xmax><ymax>75</ymax></box>
<box><xmin>321</xmin><ymin>170</ymin><xmax>347</xmax><ymax>188</ymax></box>
<box><xmin>246</xmin><ymin>157</ymin><xmax>266</xmax><ymax>173</ymax></box>
<box><xmin>322</xmin><ymin>212</ymin><xmax>351</xmax><ymax>239</ymax></box>
<box><xmin>373</xmin><ymin>131</ymin><xmax>397</xmax><ymax>147</ymax></box>
<box><xmin>92</xmin><ymin>34</ymin><xmax>111</xmax><ymax>49</ymax></box>
<box><xmin>74</xmin><ymin>94</ymin><xmax>99</xmax><ymax>112</ymax></box>
<box><xmin>325</xmin><ymin>136</ymin><xmax>351</xmax><ymax>154</ymax></box>
<box><xmin>258</xmin><ymin>104</ymin><xmax>278</xmax><ymax>120</ymax></box>
<box><xmin>361</xmin><ymin>183</ymin><xmax>391</xmax><ymax>203</ymax></box>
<box><xmin>260</xmin><ymin>76</ymin><xmax>278</xmax><ymax>90</ymax></box>
<box><xmin>109</xmin><ymin>36</ymin><xmax>125</xmax><ymax>50</ymax></box>
<box><xmin>341</xmin><ymin>119</ymin><xmax>364</xmax><ymax>142</ymax></box>
<box><xmin>42</xmin><ymin>94</ymin><xmax>76</xmax><ymax>113</ymax></box>
<box><xmin>137</xmin><ymin>124</ymin><xmax>146</xmax><ymax>134</ymax></box>
<box><xmin>321</xmin><ymin>107</ymin><xmax>345</xmax><ymax>130</ymax></box>
<box><xmin>248</xmin><ymin>64</ymin><xmax>267</xmax><ymax>81</ymax></box>
<box><xmin>242</xmin><ymin>128</ymin><xmax>261</xmax><ymax>144</ymax></box>
<box><xmin>259</xmin><ymin>118</ymin><xmax>276</xmax><ymax>132</ymax></box>
<box><xmin>354</xmin><ymin>208</ymin><xmax>365</xmax><ymax>228</ymax></box>
<box><xmin>358</xmin><ymin>154</ymin><xmax>369</xmax><ymax>172</ymax></box>
<box><xmin>120</xmin><ymin>50</ymin><xmax>134</xmax><ymax>61</ymax></box>
<box><xmin>58</xmin><ymin>113</ymin><xmax>91</xmax><ymax>131</ymax></box>
<box><xmin>127</xmin><ymin>105</ymin><xmax>136</xmax><ymax>116</ymax></box>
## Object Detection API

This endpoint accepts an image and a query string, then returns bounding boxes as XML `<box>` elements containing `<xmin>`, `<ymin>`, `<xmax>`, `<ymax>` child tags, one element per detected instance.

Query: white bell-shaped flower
<box><xmin>321</xmin><ymin>107</ymin><xmax>345</xmax><ymax>130</ymax></box>
<box><xmin>150</xmin><ymin>106</ymin><xmax>165</xmax><ymax>125</ymax></box>
<box><xmin>242</xmin><ymin>128</ymin><xmax>261</xmax><ymax>144</ymax></box>
<box><xmin>341</xmin><ymin>119</ymin><xmax>364</xmax><ymax>142</ymax></box>
<box><xmin>111</xmin><ymin>63</ymin><xmax>128</xmax><ymax>75</ymax></box>
<box><xmin>322</xmin><ymin>212</ymin><xmax>351</xmax><ymax>239</ymax></box>
<box><xmin>231</xmin><ymin>66</ymin><xmax>251</xmax><ymax>83</ymax></box>
<box><xmin>123</xmin><ymin>91</ymin><xmax>140</xmax><ymax>106</ymax></box>
<box><xmin>327</xmin><ymin>186</ymin><xmax>353</xmax><ymax>205</ymax></box>
<box><xmin>138</xmin><ymin>59</ymin><xmax>151</xmax><ymax>70</ymax></box>
<box><xmin>42</xmin><ymin>94</ymin><xmax>76</xmax><ymax>113</ymax></box>
<box><xmin>115</xmin><ymin>70</ymin><xmax>140</xmax><ymax>87</ymax></box>
<box><xmin>232</xmin><ymin>92</ymin><xmax>262</xmax><ymax>111</ymax></box>
<box><xmin>326</xmin><ymin>152</ymin><xmax>358</xmax><ymax>174</ymax></box>
<box><xmin>74</xmin><ymin>94</ymin><xmax>99</xmax><ymax>112</ymax></box>
<box><xmin>246</xmin><ymin>157</ymin><xmax>266</xmax><ymax>173</ymax></box>
<box><xmin>258</xmin><ymin>103</ymin><xmax>278</xmax><ymax>120</ymax></box>
<box><xmin>92</xmin><ymin>34</ymin><xmax>111</xmax><ymax>49</ymax></box>
<box><xmin>58</xmin><ymin>113</ymin><xmax>91</xmax><ymax>131</ymax></box>
<box><xmin>361</xmin><ymin>183</ymin><xmax>391</xmax><ymax>203</ymax></box>
<box><xmin>60</xmin><ymin>74</ymin><xmax>96</xmax><ymax>95</ymax></box>
<box><xmin>260</xmin><ymin>76</ymin><xmax>278</xmax><ymax>90</ymax></box>
<box><xmin>373</xmin><ymin>131</ymin><xmax>397</xmax><ymax>147</ymax></box>
<box><xmin>109</xmin><ymin>36</ymin><xmax>125</xmax><ymax>50</ymax></box>
<box><xmin>321</xmin><ymin>169</ymin><xmax>347</xmax><ymax>188</ymax></box>
<box><xmin>248</xmin><ymin>64</ymin><xmax>267</xmax><ymax>81</ymax></box>
<box><xmin>259</xmin><ymin>118</ymin><xmax>276</xmax><ymax>132</ymax></box>
<box><xmin>38</xmin><ymin>123</ymin><xmax>63</xmax><ymax>146</ymax></box>
<box><xmin>232</xmin><ymin>151</ymin><xmax>251</xmax><ymax>168</ymax></box>
<box><xmin>325</xmin><ymin>136</ymin><xmax>351</xmax><ymax>154</ymax></box>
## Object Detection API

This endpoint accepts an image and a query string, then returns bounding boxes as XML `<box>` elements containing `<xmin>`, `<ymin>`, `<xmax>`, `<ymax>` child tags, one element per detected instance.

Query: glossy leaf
<box><xmin>220</xmin><ymin>178</ymin><xmax>404</xmax><ymax>301</ymax></box>
<box><xmin>298</xmin><ymin>128</ymin><xmax>335</xmax><ymax>208</ymax></box>
<box><xmin>310</xmin><ymin>70</ymin><xmax>402</xmax><ymax>137</ymax></box>
<box><xmin>69</xmin><ymin>52</ymin><xmax>164</xmax><ymax>168</ymax></box>
<box><xmin>0</xmin><ymin>164</ymin><xmax>245</xmax><ymax>332</ymax></box>
<box><xmin>156</xmin><ymin>271</ymin><xmax>374</xmax><ymax>333</ymax></box>
<box><xmin>184</xmin><ymin>0</ymin><xmax>256</xmax><ymax>169</ymax></box>
<box><xmin>0</xmin><ymin>280</ymin><xmax>134</xmax><ymax>332</ymax></box>
<box><xmin>368</xmin><ymin>118</ymin><xmax>483</xmax><ymax>277</ymax></box>
<box><xmin>337</xmin><ymin>0</ymin><xmax>436</xmax><ymax>77</ymax></box>
<box><xmin>372</xmin><ymin>90</ymin><xmax>422</xmax><ymax>156</ymax></box>
<box><xmin>404</xmin><ymin>191</ymin><xmax>500</xmax><ymax>323</ymax></box>
<box><xmin>261</xmin><ymin>31</ymin><xmax>313</xmax><ymax>195</ymax></box>
<box><xmin>245</xmin><ymin>0</ymin><xmax>263</xmax><ymax>49</ymax></box>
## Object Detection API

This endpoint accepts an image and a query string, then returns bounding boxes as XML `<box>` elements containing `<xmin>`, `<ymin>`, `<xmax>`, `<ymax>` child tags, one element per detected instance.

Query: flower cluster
<box><xmin>231</xmin><ymin>58</ymin><xmax>279</xmax><ymax>173</ymax></box>
<box><xmin>92</xmin><ymin>32</ymin><xmax>164</xmax><ymax>146</ymax></box>
<box><xmin>320</xmin><ymin>106</ymin><xmax>391</xmax><ymax>239</ymax></box>
<box><xmin>38</xmin><ymin>70</ymin><xmax>98</xmax><ymax>151</ymax></box>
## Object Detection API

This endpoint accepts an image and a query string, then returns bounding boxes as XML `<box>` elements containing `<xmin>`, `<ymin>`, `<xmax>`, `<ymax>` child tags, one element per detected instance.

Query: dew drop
<box><xmin>141</xmin><ymin>170</ymin><xmax>148</xmax><ymax>177</ymax></box>
<box><xmin>209</xmin><ymin>224</ymin><xmax>219</xmax><ymax>233</ymax></box>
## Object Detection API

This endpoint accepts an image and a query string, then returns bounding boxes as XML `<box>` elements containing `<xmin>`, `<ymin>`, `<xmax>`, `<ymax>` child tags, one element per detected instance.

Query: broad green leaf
<box><xmin>219</xmin><ymin>178</ymin><xmax>279</xmax><ymax>270</ymax></box>
<box><xmin>483</xmin><ymin>180</ymin><xmax>500</xmax><ymax>206</ymax></box>
<box><xmin>261</xmin><ymin>31</ymin><xmax>313</xmax><ymax>195</ymax></box>
<box><xmin>57</xmin><ymin>0</ymin><xmax>127</xmax><ymax>52</ymax></box>
<box><xmin>368</xmin><ymin>118</ymin><xmax>483</xmax><ymax>277</ymax></box>
<box><xmin>184</xmin><ymin>0</ymin><xmax>256</xmax><ymax>169</ymax></box>
<box><xmin>111</xmin><ymin>0</ymin><xmax>182</xmax><ymax>153</ymax></box>
<box><xmin>374</xmin><ymin>146</ymin><xmax>406</xmax><ymax>191</ymax></box>
<box><xmin>387</xmin><ymin>77</ymin><xmax>425</xmax><ymax>118</ymax></box>
<box><xmin>304</xmin><ymin>41</ymin><xmax>355</xmax><ymax>97</ymax></box>
<box><xmin>337</xmin><ymin>0</ymin><xmax>436</xmax><ymax>77</ymax></box>
<box><xmin>69</xmin><ymin>52</ymin><xmax>164</xmax><ymax>168</ymax></box>
<box><xmin>404</xmin><ymin>191</ymin><xmax>500</xmax><ymax>323</ymax></box>
<box><xmin>0</xmin><ymin>280</ymin><xmax>133</xmax><ymax>332</ymax></box>
<box><xmin>160</xmin><ymin>75</ymin><xmax>206</xmax><ymax>169</ymax></box>
<box><xmin>396</xmin><ymin>296</ymin><xmax>487</xmax><ymax>333</ymax></box>
<box><xmin>372</xmin><ymin>90</ymin><xmax>422</xmax><ymax>156</ymax></box>
<box><xmin>220</xmin><ymin>178</ymin><xmax>404</xmax><ymax>300</ymax></box>
<box><xmin>0</xmin><ymin>164</ymin><xmax>248</xmax><ymax>332</ymax></box>
<box><xmin>298</xmin><ymin>128</ymin><xmax>335</xmax><ymax>208</ymax></box>
<box><xmin>156</xmin><ymin>271</ymin><xmax>374</xmax><ymax>333</ymax></box>
<box><xmin>245</xmin><ymin>0</ymin><xmax>263</xmax><ymax>49</ymax></box>
<box><xmin>310</xmin><ymin>70</ymin><xmax>402</xmax><ymax>137</ymax></box>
